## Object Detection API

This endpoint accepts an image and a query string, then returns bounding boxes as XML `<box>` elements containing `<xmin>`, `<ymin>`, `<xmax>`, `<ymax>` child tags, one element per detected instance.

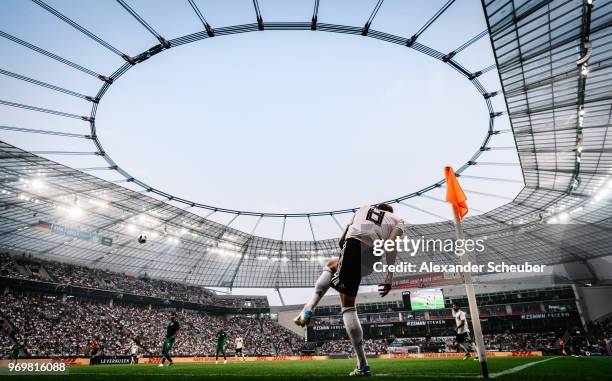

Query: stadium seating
<box><xmin>2</xmin><ymin>253</ymin><xmax>611</xmax><ymax>359</ymax></box>
<box><xmin>0</xmin><ymin>291</ymin><xmax>298</xmax><ymax>358</ymax></box>
<box><xmin>2</xmin><ymin>290</ymin><xmax>612</xmax><ymax>358</ymax></box>
<box><xmin>0</xmin><ymin>253</ymin><xmax>267</xmax><ymax>309</ymax></box>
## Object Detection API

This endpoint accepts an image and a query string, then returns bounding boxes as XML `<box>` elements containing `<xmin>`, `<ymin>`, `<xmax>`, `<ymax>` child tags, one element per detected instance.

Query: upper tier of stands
<box><xmin>1</xmin><ymin>252</ymin><xmax>268</xmax><ymax>311</ymax></box>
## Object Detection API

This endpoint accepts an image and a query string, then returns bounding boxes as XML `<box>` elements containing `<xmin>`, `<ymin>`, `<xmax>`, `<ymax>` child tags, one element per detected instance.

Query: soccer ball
<box><xmin>137</xmin><ymin>234</ymin><xmax>147</xmax><ymax>244</ymax></box>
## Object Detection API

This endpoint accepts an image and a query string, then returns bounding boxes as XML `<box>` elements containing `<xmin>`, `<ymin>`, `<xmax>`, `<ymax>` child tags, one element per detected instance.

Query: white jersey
<box><xmin>131</xmin><ymin>344</ymin><xmax>139</xmax><ymax>355</ymax></box>
<box><xmin>235</xmin><ymin>337</ymin><xmax>244</xmax><ymax>349</ymax></box>
<box><xmin>452</xmin><ymin>309</ymin><xmax>469</xmax><ymax>334</ymax></box>
<box><xmin>346</xmin><ymin>206</ymin><xmax>405</xmax><ymax>247</ymax></box>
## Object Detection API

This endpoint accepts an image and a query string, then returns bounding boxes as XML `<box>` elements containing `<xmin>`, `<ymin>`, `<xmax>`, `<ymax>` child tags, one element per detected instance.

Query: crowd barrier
<box><xmin>379</xmin><ymin>351</ymin><xmax>543</xmax><ymax>359</ymax></box>
<box><xmin>138</xmin><ymin>355</ymin><xmax>330</xmax><ymax>364</ymax></box>
<box><xmin>0</xmin><ymin>351</ymin><xmax>543</xmax><ymax>367</ymax></box>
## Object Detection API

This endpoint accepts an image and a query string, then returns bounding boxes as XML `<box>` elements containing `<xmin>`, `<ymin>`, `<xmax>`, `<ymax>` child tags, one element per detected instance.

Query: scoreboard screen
<box><xmin>407</xmin><ymin>289</ymin><xmax>444</xmax><ymax>311</ymax></box>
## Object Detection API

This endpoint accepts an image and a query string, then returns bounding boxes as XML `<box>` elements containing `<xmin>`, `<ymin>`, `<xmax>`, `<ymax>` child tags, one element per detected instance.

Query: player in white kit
<box><xmin>452</xmin><ymin>301</ymin><xmax>478</xmax><ymax>360</ymax></box>
<box><xmin>294</xmin><ymin>204</ymin><xmax>404</xmax><ymax>376</ymax></box>
<box><xmin>130</xmin><ymin>343</ymin><xmax>139</xmax><ymax>364</ymax></box>
<box><xmin>235</xmin><ymin>336</ymin><xmax>245</xmax><ymax>361</ymax></box>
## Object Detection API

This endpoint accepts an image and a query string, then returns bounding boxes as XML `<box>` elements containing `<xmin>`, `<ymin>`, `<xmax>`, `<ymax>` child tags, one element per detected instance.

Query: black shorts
<box><xmin>456</xmin><ymin>332</ymin><xmax>471</xmax><ymax>344</ymax></box>
<box><xmin>235</xmin><ymin>348</ymin><xmax>242</xmax><ymax>354</ymax></box>
<box><xmin>330</xmin><ymin>238</ymin><xmax>377</xmax><ymax>297</ymax></box>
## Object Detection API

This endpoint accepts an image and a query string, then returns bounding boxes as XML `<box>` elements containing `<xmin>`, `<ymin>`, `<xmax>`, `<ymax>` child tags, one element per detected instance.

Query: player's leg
<box><xmin>341</xmin><ymin>293</ymin><xmax>370</xmax><ymax>376</ymax></box>
<box><xmin>165</xmin><ymin>338</ymin><xmax>175</xmax><ymax>366</ymax></box>
<box><xmin>462</xmin><ymin>335</ymin><xmax>474</xmax><ymax>358</ymax></box>
<box><xmin>215</xmin><ymin>346</ymin><xmax>220</xmax><ymax>363</ymax></box>
<box><xmin>328</xmin><ymin>238</ymin><xmax>371</xmax><ymax>376</ymax></box>
<box><xmin>161</xmin><ymin>339</ymin><xmax>167</xmax><ymax>364</ymax></box>
<box><xmin>308</xmin><ymin>258</ymin><xmax>337</xmax><ymax>310</ymax></box>
<box><xmin>223</xmin><ymin>345</ymin><xmax>227</xmax><ymax>362</ymax></box>
<box><xmin>160</xmin><ymin>339</ymin><xmax>168</xmax><ymax>366</ymax></box>
<box><xmin>457</xmin><ymin>334</ymin><xmax>471</xmax><ymax>359</ymax></box>
<box><xmin>295</xmin><ymin>258</ymin><xmax>337</xmax><ymax>327</ymax></box>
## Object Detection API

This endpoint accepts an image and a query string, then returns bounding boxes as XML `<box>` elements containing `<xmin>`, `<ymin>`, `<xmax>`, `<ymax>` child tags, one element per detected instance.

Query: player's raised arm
<box><xmin>378</xmin><ymin>227</ymin><xmax>403</xmax><ymax>297</ymax></box>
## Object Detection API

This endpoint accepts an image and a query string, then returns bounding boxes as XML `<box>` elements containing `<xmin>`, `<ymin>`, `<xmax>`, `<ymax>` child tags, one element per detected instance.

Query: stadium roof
<box><xmin>1</xmin><ymin>0</ymin><xmax>612</xmax><ymax>288</ymax></box>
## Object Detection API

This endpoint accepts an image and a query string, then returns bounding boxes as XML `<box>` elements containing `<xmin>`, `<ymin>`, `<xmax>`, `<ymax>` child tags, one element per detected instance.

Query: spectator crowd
<box><xmin>2</xmin><ymin>252</ymin><xmax>611</xmax><ymax>360</ymax></box>
<box><xmin>0</xmin><ymin>291</ymin><xmax>299</xmax><ymax>358</ymax></box>
<box><xmin>319</xmin><ymin>339</ymin><xmax>388</xmax><ymax>355</ymax></box>
<box><xmin>0</xmin><ymin>253</ymin><xmax>266</xmax><ymax>309</ymax></box>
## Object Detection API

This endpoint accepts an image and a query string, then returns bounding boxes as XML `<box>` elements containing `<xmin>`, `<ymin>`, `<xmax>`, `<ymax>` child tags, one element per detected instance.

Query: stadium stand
<box><xmin>0</xmin><ymin>252</ymin><xmax>267</xmax><ymax>310</ymax></box>
<box><xmin>2</xmin><ymin>252</ymin><xmax>611</xmax><ymax>359</ymax></box>
<box><xmin>0</xmin><ymin>290</ymin><xmax>298</xmax><ymax>358</ymax></box>
<box><xmin>2</xmin><ymin>278</ymin><xmax>611</xmax><ymax>359</ymax></box>
<box><xmin>7</xmin><ymin>287</ymin><xmax>609</xmax><ymax>360</ymax></box>
<box><xmin>320</xmin><ymin>340</ymin><xmax>389</xmax><ymax>356</ymax></box>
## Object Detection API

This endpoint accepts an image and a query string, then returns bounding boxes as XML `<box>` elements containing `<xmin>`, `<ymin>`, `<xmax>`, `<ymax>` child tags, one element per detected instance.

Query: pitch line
<box><xmin>376</xmin><ymin>373</ymin><xmax>478</xmax><ymax>378</ymax></box>
<box><xmin>489</xmin><ymin>357</ymin><xmax>559</xmax><ymax>379</ymax></box>
<box><xmin>70</xmin><ymin>372</ymin><xmax>480</xmax><ymax>378</ymax></box>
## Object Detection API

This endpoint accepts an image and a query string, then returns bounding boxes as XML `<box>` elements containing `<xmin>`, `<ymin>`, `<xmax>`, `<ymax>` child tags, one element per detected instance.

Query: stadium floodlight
<box><xmin>31</xmin><ymin>178</ymin><xmax>45</xmax><ymax>189</ymax></box>
<box><xmin>67</xmin><ymin>206</ymin><xmax>84</xmax><ymax>219</ymax></box>
<box><xmin>570</xmin><ymin>207</ymin><xmax>583</xmax><ymax>215</ymax></box>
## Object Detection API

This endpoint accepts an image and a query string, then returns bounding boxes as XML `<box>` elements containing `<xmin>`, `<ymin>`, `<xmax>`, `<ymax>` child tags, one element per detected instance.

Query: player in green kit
<box><xmin>215</xmin><ymin>326</ymin><xmax>228</xmax><ymax>364</ymax></box>
<box><xmin>159</xmin><ymin>312</ymin><xmax>180</xmax><ymax>368</ymax></box>
<box><xmin>10</xmin><ymin>342</ymin><xmax>22</xmax><ymax>364</ymax></box>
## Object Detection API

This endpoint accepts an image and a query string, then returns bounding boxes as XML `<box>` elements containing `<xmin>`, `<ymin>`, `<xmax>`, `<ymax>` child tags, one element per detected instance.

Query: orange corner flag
<box><xmin>444</xmin><ymin>166</ymin><xmax>468</xmax><ymax>219</ymax></box>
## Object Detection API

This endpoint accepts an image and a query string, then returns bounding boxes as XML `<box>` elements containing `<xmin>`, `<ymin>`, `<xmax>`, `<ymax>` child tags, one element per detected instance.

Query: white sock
<box><xmin>342</xmin><ymin>307</ymin><xmax>367</xmax><ymax>369</ymax></box>
<box><xmin>304</xmin><ymin>266</ymin><xmax>333</xmax><ymax>311</ymax></box>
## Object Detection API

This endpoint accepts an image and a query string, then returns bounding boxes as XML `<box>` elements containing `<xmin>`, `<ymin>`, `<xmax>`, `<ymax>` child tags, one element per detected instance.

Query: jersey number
<box><xmin>366</xmin><ymin>208</ymin><xmax>385</xmax><ymax>226</ymax></box>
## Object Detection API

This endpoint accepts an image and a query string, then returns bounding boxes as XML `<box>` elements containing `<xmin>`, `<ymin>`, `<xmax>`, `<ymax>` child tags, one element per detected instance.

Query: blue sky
<box><xmin>0</xmin><ymin>0</ymin><xmax>523</xmax><ymax>304</ymax></box>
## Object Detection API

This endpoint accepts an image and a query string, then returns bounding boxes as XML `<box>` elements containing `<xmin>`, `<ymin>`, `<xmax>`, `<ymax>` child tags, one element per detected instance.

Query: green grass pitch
<box><xmin>12</xmin><ymin>356</ymin><xmax>612</xmax><ymax>381</ymax></box>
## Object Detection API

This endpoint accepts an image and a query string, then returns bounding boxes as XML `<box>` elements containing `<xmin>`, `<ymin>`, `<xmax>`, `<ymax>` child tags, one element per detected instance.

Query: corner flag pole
<box><xmin>445</xmin><ymin>167</ymin><xmax>489</xmax><ymax>379</ymax></box>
